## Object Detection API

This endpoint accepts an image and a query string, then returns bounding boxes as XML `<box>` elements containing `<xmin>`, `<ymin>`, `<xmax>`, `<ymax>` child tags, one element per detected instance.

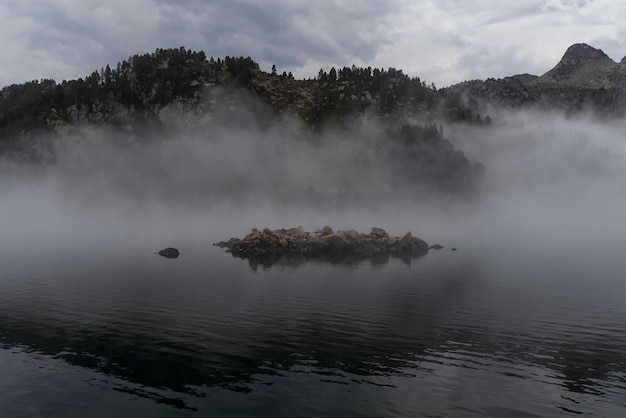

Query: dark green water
<box><xmin>1</xmin><ymin>237</ymin><xmax>625</xmax><ymax>417</ymax></box>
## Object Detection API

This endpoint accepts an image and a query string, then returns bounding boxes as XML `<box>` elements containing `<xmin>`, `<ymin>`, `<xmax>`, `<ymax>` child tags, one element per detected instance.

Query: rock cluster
<box><xmin>214</xmin><ymin>226</ymin><xmax>429</xmax><ymax>257</ymax></box>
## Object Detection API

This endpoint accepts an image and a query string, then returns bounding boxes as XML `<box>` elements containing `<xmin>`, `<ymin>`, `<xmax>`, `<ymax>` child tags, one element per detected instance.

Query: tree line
<box><xmin>0</xmin><ymin>47</ymin><xmax>488</xmax><ymax>138</ymax></box>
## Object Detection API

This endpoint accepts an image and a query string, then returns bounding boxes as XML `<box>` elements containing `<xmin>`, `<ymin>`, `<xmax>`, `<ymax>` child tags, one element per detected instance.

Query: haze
<box><xmin>1</xmin><ymin>98</ymin><xmax>626</xmax><ymax>266</ymax></box>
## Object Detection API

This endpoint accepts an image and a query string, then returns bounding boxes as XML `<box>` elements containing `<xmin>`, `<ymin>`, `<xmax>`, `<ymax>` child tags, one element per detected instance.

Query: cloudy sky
<box><xmin>1</xmin><ymin>0</ymin><xmax>625</xmax><ymax>88</ymax></box>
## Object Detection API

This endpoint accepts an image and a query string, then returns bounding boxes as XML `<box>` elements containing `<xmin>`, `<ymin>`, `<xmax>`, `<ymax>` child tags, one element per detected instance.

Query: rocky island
<box><xmin>214</xmin><ymin>226</ymin><xmax>430</xmax><ymax>259</ymax></box>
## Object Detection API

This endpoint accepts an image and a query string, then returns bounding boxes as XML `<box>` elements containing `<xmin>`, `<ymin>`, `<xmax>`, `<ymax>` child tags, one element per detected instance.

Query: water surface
<box><xmin>1</xmin><ymin>235</ymin><xmax>625</xmax><ymax>417</ymax></box>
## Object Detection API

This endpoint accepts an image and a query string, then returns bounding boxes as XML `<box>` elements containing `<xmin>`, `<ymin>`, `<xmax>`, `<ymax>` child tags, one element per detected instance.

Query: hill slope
<box><xmin>0</xmin><ymin>47</ymin><xmax>486</xmax><ymax>200</ymax></box>
<box><xmin>1</xmin><ymin>47</ymin><xmax>467</xmax><ymax>141</ymax></box>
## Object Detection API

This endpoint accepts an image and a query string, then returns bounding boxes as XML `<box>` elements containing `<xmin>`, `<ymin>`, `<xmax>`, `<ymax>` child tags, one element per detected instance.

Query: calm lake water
<box><xmin>1</xmin><ymin>232</ymin><xmax>625</xmax><ymax>418</ymax></box>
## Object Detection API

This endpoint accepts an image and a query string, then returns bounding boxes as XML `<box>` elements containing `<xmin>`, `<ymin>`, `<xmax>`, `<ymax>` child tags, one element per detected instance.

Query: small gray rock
<box><xmin>156</xmin><ymin>247</ymin><xmax>180</xmax><ymax>258</ymax></box>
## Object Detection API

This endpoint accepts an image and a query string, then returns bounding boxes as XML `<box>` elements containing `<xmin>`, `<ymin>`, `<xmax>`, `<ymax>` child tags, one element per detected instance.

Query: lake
<box><xmin>1</xmin><ymin>226</ymin><xmax>625</xmax><ymax>418</ymax></box>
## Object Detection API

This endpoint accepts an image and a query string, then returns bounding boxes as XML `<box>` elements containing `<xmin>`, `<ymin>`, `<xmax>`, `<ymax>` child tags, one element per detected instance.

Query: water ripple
<box><xmin>0</xmin><ymin>247</ymin><xmax>624</xmax><ymax>417</ymax></box>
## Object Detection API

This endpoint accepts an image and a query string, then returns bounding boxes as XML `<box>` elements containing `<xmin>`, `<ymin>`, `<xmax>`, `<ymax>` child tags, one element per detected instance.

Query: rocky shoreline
<box><xmin>214</xmin><ymin>226</ymin><xmax>431</xmax><ymax>258</ymax></box>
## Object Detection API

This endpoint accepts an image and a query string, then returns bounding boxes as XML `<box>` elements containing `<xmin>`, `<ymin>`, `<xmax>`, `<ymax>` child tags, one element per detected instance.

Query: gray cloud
<box><xmin>1</xmin><ymin>0</ymin><xmax>626</xmax><ymax>88</ymax></box>
<box><xmin>154</xmin><ymin>0</ymin><xmax>400</xmax><ymax>71</ymax></box>
<box><xmin>0</xmin><ymin>0</ymin><xmax>400</xmax><ymax>86</ymax></box>
<box><xmin>456</xmin><ymin>44</ymin><xmax>536</xmax><ymax>81</ymax></box>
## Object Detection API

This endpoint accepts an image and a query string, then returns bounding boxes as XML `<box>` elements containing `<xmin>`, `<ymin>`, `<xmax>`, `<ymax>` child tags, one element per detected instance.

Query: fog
<box><xmin>2</xmin><ymin>102</ymin><xmax>626</xmax><ymax>262</ymax></box>
<box><xmin>446</xmin><ymin>112</ymin><xmax>626</xmax><ymax>250</ymax></box>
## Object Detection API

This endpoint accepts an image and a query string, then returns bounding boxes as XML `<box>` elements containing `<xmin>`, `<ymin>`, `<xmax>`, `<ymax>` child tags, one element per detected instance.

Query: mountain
<box><xmin>445</xmin><ymin>43</ymin><xmax>626</xmax><ymax>116</ymax></box>
<box><xmin>532</xmin><ymin>43</ymin><xmax>623</xmax><ymax>88</ymax></box>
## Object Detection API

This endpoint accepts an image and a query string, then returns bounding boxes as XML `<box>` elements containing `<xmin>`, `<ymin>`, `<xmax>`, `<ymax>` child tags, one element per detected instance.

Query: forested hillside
<box><xmin>0</xmin><ymin>47</ymin><xmax>487</xmax><ymax>139</ymax></box>
<box><xmin>0</xmin><ymin>47</ymin><xmax>491</xmax><ymax>199</ymax></box>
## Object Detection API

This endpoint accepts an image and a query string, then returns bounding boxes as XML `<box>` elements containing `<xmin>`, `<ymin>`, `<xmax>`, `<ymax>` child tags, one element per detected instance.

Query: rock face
<box><xmin>534</xmin><ymin>43</ymin><xmax>621</xmax><ymax>88</ymax></box>
<box><xmin>156</xmin><ymin>247</ymin><xmax>180</xmax><ymax>258</ymax></box>
<box><xmin>215</xmin><ymin>226</ymin><xmax>429</xmax><ymax>258</ymax></box>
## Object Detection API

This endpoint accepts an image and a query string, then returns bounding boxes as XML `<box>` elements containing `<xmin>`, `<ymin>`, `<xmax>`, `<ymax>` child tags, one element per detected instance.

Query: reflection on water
<box><xmin>226</xmin><ymin>249</ymin><xmax>431</xmax><ymax>271</ymax></box>
<box><xmin>0</xmin><ymin>245</ymin><xmax>625</xmax><ymax>417</ymax></box>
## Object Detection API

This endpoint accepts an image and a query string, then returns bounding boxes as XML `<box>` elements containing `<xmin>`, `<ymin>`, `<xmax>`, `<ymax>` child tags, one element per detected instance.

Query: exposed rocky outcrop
<box><xmin>214</xmin><ymin>226</ymin><xmax>429</xmax><ymax>258</ymax></box>
<box><xmin>156</xmin><ymin>247</ymin><xmax>180</xmax><ymax>258</ymax></box>
<box><xmin>533</xmin><ymin>43</ymin><xmax>619</xmax><ymax>88</ymax></box>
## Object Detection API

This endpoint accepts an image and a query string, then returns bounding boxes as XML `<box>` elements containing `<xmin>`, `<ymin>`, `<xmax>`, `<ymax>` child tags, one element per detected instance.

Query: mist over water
<box><xmin>2</xmin><ymin>106</ymin><xmax>626</xmax><ymax>416</ymax></box>
<box><xmin>448</xmin><ymin>112</ymin><xmax>626</xmax><ymax>252</ymax></box>
<box><xmin>2</xmin><ymin>104</ymin><xmax>626</xmax><ymax>254</ymax></box>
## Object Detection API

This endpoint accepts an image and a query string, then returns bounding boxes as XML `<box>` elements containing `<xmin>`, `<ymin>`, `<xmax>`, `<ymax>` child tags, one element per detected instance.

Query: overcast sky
<box><xmin>1</xmin><ymin>0</ymin><xmax>625</xmax><ymax>89</ymax></box>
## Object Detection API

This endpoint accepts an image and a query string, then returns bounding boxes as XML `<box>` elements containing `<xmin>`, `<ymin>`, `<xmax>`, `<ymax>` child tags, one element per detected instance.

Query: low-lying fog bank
<box><xmin>2</xmin><ymin>109</ymin><xmax>626</xmax><ymax>260</ymax></box>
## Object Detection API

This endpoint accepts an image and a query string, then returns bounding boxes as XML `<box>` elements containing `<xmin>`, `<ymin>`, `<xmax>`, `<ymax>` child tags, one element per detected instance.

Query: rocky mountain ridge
<box><xmin>445</xmin><ymin>43</ymin><xmax>626</xmax><ymax>116</ymax></box>
<box><xmin>533</xmin><ymin>43</ymin><xmax>624</xmax><ymax>88</ymax></box>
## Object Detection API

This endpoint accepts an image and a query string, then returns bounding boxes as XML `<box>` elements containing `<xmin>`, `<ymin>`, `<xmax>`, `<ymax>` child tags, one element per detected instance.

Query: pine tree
<box><xmin>329</xmin><ymin>67</ymin><xmax>337</xmax><ymax>82</ymax></box>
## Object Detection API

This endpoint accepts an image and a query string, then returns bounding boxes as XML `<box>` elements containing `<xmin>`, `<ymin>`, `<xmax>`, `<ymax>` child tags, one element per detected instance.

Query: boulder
<box><xmin>370</xmin><ymin>227</ymin><xmax>389</xmax><ymax>239</ymax></box>
<box><xmin>411</xmin><ymin>237</ymin><xmax>430</xmax><ymax>255</ymax></box>
<box><xmin>322</xmin><ymin>233</ymin><xmax>352</xmax><ymax>251</ymax></box>
<box><xmin>398</xmin><ymin>231</ymin><xmax>429</xmax><ymax>255</ymax></box>
<box><xmin>398</xmin><ymin>231</ymin><xmax>413</xmax><ymax>249</ymax></box>
<box><xmin>318</xmin><ymin>225</ymin><xmax>334</xmax><ymax>236</ymax></box>
<box><xmin>286</xmin><ymin>226</ymin><xmax>305</xmax><ymax>238</ymax></box>
<box><xmin>336</xmin><ymin>229</ymin><xmax>365</xmax><ymax>246</ymax></box>
<box><xmin>156</xmin><ymin>247</ymin><xmax>180</xmax><ymax>258</ymax></box>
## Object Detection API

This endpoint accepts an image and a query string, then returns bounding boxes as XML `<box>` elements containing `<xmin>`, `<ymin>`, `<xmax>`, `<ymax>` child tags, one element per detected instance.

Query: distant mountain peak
<box><xmin>560</xmin><ymin>43</ymin><xmax>613</xmax><ymax>66</ymax></box>
<box><xmin>437</xmin><ymin>42</ymin><xmax>626</xmax><ymax>116</ymax></box>
<box><xmin>534</xmin><ymin>43</ymin><xmax>620</xmax><ymax>88</ymax></box>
